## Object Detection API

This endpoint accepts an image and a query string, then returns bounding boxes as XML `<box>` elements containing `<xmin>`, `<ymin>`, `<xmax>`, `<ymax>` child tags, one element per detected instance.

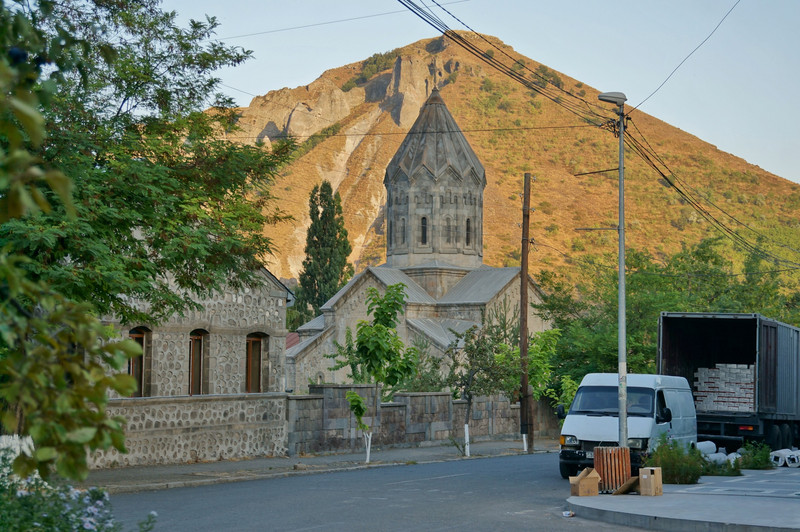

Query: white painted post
<box><xmin>464</xmin><ymin>423</ymin><xmax>471</xmax><ymax>457</ymax></box>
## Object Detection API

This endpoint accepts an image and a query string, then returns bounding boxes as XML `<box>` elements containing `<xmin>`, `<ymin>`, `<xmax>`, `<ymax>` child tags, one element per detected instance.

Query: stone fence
<box><xmin>287</xmin><ymin>384</ymin><xmax>560</xmax><ymax>456</ymax></box>
<box><xmin>90</xmin><ymin>385</ymin><xmax>560</xmax><ymax>468</ymax></box>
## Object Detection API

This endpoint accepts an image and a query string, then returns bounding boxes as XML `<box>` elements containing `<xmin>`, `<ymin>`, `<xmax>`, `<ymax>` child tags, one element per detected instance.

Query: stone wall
<box><xmin>285</xmin><ymin>385</ymin><xmax>560</xmax><ymax>456</ymax></box>
<box><xmin>90</xmin><ymin>394</ymin><xmax>287</xmax><ymax>468</ymax></box>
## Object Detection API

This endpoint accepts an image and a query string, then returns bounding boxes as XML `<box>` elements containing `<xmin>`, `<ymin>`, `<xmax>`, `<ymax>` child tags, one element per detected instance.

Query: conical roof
<box><xmin>385</xmin><ymin>89</ymin><xmax>485</xmax><ymax>186</ymax></box>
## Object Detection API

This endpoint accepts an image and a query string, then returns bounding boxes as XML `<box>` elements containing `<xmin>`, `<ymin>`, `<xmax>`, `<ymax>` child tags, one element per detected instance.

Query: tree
<box><xmin>444</xmin><ymin>323</ymin><xmax>519</xmax><ymax>457</ymax></box>
<box><xmin>328</xmin><ymin>283</ymin><xmax>417</xmax><ymax>463</ymax></box>
<box><xmin>292</xmin><ymin>181</ymin><xmax>353</xmax><ymax>328</ymax></box>
<box><xmin>0</xmin><ymin>0</ymin><xmax>295</xmax><ymax>325</ymax></box>
<box><xmin>0</xmin><ymin>0</ymin><xmax>139</xmax><ymax>480</ymax></box>
<box><xmin>533</xmin><ymin>237</ymin><xmax>800</xmax><ymax>386</ymax></box>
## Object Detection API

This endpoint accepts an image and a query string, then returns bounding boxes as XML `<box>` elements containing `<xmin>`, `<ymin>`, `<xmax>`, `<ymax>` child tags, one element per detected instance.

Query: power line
<box><xmin>219</xmin><ymin>1</ymin><xmax>471</xmax><ymax>40</ymax></box>
<box><xmin>631</xmin><ymin>0</ymin><xmax>741</xmax><ymax>113</ymax></box>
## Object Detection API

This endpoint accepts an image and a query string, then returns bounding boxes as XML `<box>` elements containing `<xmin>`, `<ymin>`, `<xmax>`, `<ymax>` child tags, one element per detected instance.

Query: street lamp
<box><xmin>598</xmin><ymin>91</ymin><xmax>628</xmax><ymax>449</ymax></box>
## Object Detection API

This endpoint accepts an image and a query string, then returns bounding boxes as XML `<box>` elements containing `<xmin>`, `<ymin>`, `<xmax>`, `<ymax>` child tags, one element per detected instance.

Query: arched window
<box><xmin>189</xmin><ymin>329</ymin><xmax>208</xmax><ymax>395</ymax></box>
<box><xmin>421</xmin><ymin>217</ymin><xmax>428</xmax><ymax>245</ymax></box>
<box><xmin>128</xmin><ymin>327</ymin><xmax>151</xmax><ymax>397</ymax></box>
<box><xmin>466</xmin><ymin>219</ymin><xmax>472</xmax><ymax>246</ymax></box>
<box><xmin>445</xmin><ymin>218</ymin><xmax>452</xmax><ymax>244</ymax></box>
<box><xmin>246</xmin><ymin>333</ymin><xmax>267</xmax><ymax>393</ymax></box>
<box><xmin>401</xmin><ymin>218</ymin><xmax>406</xmax><ymax>245</ymax></box>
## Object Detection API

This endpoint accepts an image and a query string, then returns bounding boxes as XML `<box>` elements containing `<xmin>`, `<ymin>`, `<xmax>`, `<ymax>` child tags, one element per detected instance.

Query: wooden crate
<box><xmin>593</xmin><ymin>446</ymin><xmax>631</xmax><ymax>493</ymax></box>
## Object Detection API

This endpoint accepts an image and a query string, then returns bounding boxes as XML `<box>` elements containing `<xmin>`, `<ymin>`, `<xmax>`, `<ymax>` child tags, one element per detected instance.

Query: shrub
<box><xmin>702</xmin><ymin>457</ymin><xmax>741</xmax><ymax>476</ymax></box>
<box><xmin>644</xmin><ymin>436</ymin><xmax>703</xmax><ymax>484</ymax></box>
<box><xmin>0</xmin><ymin>448</ymin><xmax>156</xmax><ymax>531</ymax></box>
<box><xmin>739</xmin><ymin>441</ymin><xmax>774</xmax><ymax>470</ymax></box>
<box><xmin>483</xmin><ymin>49</ymin><xmax>494</xmax><ymax>59</ymax></box>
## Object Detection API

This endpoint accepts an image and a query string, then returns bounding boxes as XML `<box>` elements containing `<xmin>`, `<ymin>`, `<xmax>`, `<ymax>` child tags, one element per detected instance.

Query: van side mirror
<box><xmin>657</xmin><ymin>407</ymin><xmax>672</xmax><ymax>424</ymax></box>
<box><xmin>556</xmin><ymin>404</ymin><xmax>566</xmax><ymax>419</ymax></box>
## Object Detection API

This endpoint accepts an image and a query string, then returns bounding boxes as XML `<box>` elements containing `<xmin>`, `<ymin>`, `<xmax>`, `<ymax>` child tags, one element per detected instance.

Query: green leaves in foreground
<box><xmin>0</xmin><ymin>253</ymin><xmax>139</xmax><ymax>481</ymax></box>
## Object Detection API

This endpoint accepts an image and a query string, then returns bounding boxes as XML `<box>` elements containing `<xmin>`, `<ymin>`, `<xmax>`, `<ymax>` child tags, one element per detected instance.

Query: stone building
<box><xmin>287</xmin><ymin>88</ymin><xmax>548</xmax><ymax>393</ymax></box>
<box><xmin>92</xmin><ymin>268</ymin><xmax>293</xmax><ymax>467</ymax></box>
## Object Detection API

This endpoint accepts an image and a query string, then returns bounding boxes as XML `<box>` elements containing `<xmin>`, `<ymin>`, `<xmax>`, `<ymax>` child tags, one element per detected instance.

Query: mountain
<box><xmin>227</xmin><ymin>32</ymin><xmax>800</xmax><ymax>282</ymax></box>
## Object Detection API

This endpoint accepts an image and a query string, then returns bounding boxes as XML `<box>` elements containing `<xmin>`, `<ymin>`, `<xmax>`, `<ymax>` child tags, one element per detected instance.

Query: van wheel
<box><xmin>780</xmin><ymin>423</ymin><xmax>793</xmax><ymax>449</ymax></box>
<box><xmin>560</xmin><ymin>462</ymin><xmax>578</xmax><ymax>479</ymax></box>
<box><xmin>766</xmin><ymin>424</ymin><xmax>781</xmax><ymax>450</ymax></box>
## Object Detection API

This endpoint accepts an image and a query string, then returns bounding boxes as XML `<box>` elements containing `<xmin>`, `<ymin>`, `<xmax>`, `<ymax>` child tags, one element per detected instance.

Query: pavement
<box><xmin>80</xmin><ymin>438</ymin><xmax>800</xmax><ymax>531</ymax></box>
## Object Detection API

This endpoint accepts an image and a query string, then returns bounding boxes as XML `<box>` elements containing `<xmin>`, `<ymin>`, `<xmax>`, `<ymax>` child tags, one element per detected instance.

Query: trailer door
<box><xmin>759</xmin><ymin>322</ymin><xmax>778</xmax><ymax>413</ymax></box>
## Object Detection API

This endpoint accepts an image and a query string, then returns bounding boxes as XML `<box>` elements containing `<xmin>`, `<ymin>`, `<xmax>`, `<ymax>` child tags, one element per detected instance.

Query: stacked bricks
<box><xmin>693</xmin><ymin>364</ymin><xmax>755</xmax><ymax>412</ymax></box>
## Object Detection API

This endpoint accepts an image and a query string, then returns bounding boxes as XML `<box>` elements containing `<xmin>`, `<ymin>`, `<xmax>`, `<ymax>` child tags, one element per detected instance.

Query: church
<box><xmin>286</xmin><ymin>88</ymin><xmax>549</xmax><ymax>393</ymax></box>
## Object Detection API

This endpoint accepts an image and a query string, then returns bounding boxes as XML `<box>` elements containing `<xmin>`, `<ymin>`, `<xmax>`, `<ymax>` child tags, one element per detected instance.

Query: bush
<box><xmin>702</xmin><ymin>457</ymin><xmax>741</xmax><ymax>476</ymax></box>
<box><xmin>644</xmin><ymin>436</ymin><xmax>704</xmax><ymax>484</ymax></box>
<box><xmin>0</xmin><ymin>448</ymin><xmax>156</xmax><ymax>531</ymax></box>
<box><xmin>739</xmin><ymin>441</ymin><xmax>774</xmax><ymax>469</ymax></box>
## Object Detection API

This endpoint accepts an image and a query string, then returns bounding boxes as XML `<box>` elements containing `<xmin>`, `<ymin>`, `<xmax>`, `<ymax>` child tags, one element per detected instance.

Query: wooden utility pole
<box><xmin>519</xmin><ymin>172</ymin><xmax>535</xmax><ymax>453</ymax></box>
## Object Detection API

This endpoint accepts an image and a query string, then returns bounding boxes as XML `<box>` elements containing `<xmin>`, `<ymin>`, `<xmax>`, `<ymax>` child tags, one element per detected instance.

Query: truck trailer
<box><xmin>657</xmin><ymin>312</ymin><xmax>800</xmax><ymax>450</ymax></box>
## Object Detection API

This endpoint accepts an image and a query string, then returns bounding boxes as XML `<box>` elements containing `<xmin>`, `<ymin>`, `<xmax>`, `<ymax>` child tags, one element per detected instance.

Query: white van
<box><xmin>558</xmin><ymin>373</ymin><xmax>697</xmax><ymax>479</ymax></box>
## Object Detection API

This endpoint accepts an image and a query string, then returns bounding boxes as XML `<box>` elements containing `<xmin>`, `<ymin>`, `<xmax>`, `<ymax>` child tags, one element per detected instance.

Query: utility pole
<box><xmin>599</xmin><ymin>91</ymin><xmax>628</xmax><ymax>448</ymax></box>
<box><xmin>519</xmin><ymin>172</ymin><xmax>534</xmax><ymax>453</ymax></box>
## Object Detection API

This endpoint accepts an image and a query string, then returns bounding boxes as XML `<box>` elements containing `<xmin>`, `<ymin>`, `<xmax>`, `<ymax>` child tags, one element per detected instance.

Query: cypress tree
<box><xmin>293</xmin><ymin>181</ymin><xmax>354</xmax><ymax>325</ymax></box>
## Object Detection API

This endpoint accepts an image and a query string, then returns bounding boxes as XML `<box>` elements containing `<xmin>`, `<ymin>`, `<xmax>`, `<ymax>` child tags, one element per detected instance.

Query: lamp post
<box><xmin>598</xmin><ymin>91</ymin><xmax>627</xmax><ymax>448</ymax></box>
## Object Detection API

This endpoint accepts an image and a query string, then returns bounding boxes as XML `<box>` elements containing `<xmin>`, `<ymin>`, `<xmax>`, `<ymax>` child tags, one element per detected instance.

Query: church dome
<box><xmin>384</xmin><ymin>88</ymin><xmax>485</xmax><ymax>269</ymax></box>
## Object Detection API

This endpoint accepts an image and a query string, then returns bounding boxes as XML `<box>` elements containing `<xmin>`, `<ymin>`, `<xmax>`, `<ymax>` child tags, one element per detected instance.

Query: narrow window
<box><xmin>446</xmin><ymin>218</ymin><xmax>452</xmax><ymax>244</ymax></box>
<box><xmin>401</xmin><ymin>218</ymin><xmax>406</xmax><ymax>245</ymax></box>
<box><xmin>246</xmin><ymin>334</ymin><xmax>265</xmax><ymax>393</ymax></box>
<box><xmin>189</xmin><ymin>329</ymin><xmax>207</xmax><ymax>395</ymax></box>
<box><xmin>466</xmin><ymin>218</ymin><xmax>472</xmax><ymax>246</ymax></box>
<box><xmin>387</xmin><ymin>220</ymin><xmax>393</xmax><ymax>247</ymax></box>
<box><xmin>421</xmin><ymin>217</ymin><xmax>428</xmax><ymax>245</ymax></box>
<box><xmin>128</xmin><ymin>327</ymin><xmax>146</xmax><ymax>397</ymax></box>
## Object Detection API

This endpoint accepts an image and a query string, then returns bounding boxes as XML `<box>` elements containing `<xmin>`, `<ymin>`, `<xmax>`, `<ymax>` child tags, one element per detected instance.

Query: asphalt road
<box><xmin>110</xmin><ymin>453</ymin><xmax>644</xmax><ymax>531</ymax></box>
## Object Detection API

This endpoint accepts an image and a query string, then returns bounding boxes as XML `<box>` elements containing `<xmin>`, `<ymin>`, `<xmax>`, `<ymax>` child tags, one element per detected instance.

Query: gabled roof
<box><xmin>322</xmin><ymin>266</ymin><xmax>436</xmax><ymax>310</ymax></box>
<box><xmin>296</xmin><ymin>314</ymin><xmax>325</xmax><ymax>332</ymax></box>
<box><xmin>385</xmin><ymin>88</ymin><xmax>485</xmax><ymax>186</ymax></box>
<box><xmin>407</xmin><ymin>318</ymin><xmax>478</xmax><ymax>349</ymax></box>
<box><xmin>438</xmin><ymin>267</ymin><xmax>519</xmax><ymax>304</ymax></box>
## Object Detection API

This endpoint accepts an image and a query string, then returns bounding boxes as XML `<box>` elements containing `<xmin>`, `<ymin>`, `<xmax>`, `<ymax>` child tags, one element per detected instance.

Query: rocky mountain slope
<box><xmin>227</xmin><ymin>33</ymin><xmax>800</xmax><ymax>282</ymax></box>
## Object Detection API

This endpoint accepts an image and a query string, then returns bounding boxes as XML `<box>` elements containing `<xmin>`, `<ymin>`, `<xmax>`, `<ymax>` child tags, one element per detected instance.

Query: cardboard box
<box><xmin>639</xmin><ymin>467</ymin><xmax>663</xmax><ymax>496</ymax></box>
<box><xmin>569</xmin><ymin>467</ymin><xmax>601</xmax><ymax>496</ymax></box>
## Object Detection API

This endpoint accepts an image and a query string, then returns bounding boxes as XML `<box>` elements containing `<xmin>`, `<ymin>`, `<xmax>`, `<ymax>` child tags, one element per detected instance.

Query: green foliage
<box><xmin>327</xmin><ymin>284</ymin><xmax>417</xmax><ymax>399</ymax></box>
<box><xmin>532</xmin><ymin>65</ymin><xmax>563</xmax><ymax>89</ymax></box>
<box><xmin>483</xmin><ymin>49</ymin><xmax>495</xmax><ymax>59</ymax></box>
<box><xmin>444</xmin><ymin>318</ymin><xmax>520</xmax><ymax>425</ymax></box>
<box><xmin>0</xmin><ymin>448</ymin><xmax>156</xmax><ymax>531</ymax></box>
<box><xmin>341</xmin><ymin>49</ymin><xmax>400</xmax><ymax>90</ymax></box>
<box><xmin>644</xmin><ymin>435</ymin><xmax>704</xmax><ymax>484</ymax></box>
<box><xmin>291</xmin><ymin>123</ymin><xmax>343</xmax><ymax>160</ymax></box>
<box><xmin>402</xmin><ymin>337</ymin><xmax>445</xmax><ymax>392</ymax></box>
<box><xmin>345</xmin><ymin>391</ymin><xmax>369</xmax><ymax>432</ymax></box>
<box><xmin>326</xmin><ymin>328</ymin><xmax>369</xmax><ymax>384</ymax></box>
<box><xmin>1</xmin><ymin>0</ymin><xmax>296</xmax><ymax>325</ymax></box>
<box><xmin>293</xmin><ymin>180</ymin><xmax>353</xmax><ymax>326</ymax></box>
<box><xmin>355</xmin><ymin>284</ymin><xmax>417</xmax><ymax>397</ymax></box>
<box><xmin>0</xmin><ymin>254</ymin><xmax>139</xmax><ymax>480</ymax></box>
<box><xmin>702</xmin><ymin>457</ymin><xmax>741</xmax><ymax>476</ymax></box>
<box><xmin>739</xmin><ymin>441</ymin><xmax>774</xmax><ymax>469</ymax></box>
<box><xmin>533</xmin><ymin>237</ymin><xmax>800</xmax><ymax>385</ymax></box>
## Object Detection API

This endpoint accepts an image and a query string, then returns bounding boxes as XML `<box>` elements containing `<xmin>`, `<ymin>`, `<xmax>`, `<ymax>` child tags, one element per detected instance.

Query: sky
<box><xmin>162</xmin><ymin>0</ymin><xmax>800</xmax><ymax>184</ymax></box>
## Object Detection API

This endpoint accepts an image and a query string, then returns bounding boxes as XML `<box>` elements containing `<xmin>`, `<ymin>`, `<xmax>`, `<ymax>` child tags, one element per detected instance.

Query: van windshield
<box><xmin>569</xmin><ymin>386</ymin><xmax>655</xmax><ymax>417</ymax></box>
